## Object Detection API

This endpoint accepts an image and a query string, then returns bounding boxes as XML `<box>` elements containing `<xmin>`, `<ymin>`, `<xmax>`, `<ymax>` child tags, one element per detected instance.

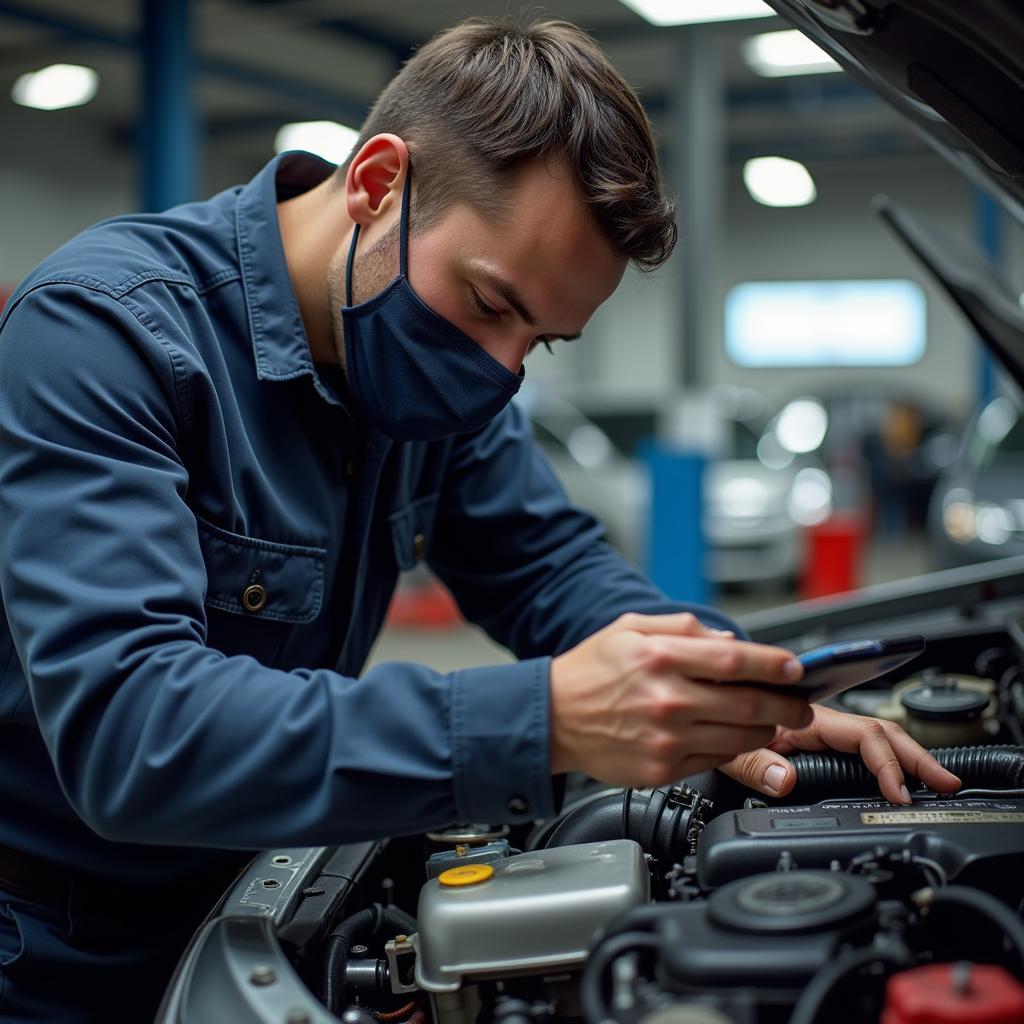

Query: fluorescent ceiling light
<box><xmin>618</xmin><ymin>0</ymin><xmax>774</xmax><ymax>26</ymax></box>
<box><xmin>743</xmin><ymin>156</ymin><xmax>817</xmax><ymax>207</ymax></box>
<box><xmin>743</xmin><ymin>29</ymin><xmax>841</xmax><ymax>76</ymax></box>
<box><xmin>11</xmin><ymin>64</ymin><xmax>98</xmax><ymax>110</ymax></box>
<box><xmin>274</xmin><ymin>121</ymin><xmax>358</xmax><ymax>164</ymax></box>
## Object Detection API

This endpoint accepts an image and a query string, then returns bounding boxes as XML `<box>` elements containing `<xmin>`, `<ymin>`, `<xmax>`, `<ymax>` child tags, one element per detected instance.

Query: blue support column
<box><xmin>973</xmin><ymin>186</ymin><xmax>1003</xmax><ymax>405</ymax></box>
<box><xmin>140</xmin><ymin>0</ymin><xmax>197</xmax><ymax>212</ymax></box>
<box><xmin>641</xmin><ymin>440</ymin><xmax>709</xmax><ymax>605</ymax></box>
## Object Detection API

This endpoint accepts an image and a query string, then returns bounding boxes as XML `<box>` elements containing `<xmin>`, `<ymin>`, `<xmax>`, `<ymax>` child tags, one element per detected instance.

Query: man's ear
<box><xmin>345</xmin><ymin>134</ymin><xmax>408</xmax><ymax>229</ymax></box>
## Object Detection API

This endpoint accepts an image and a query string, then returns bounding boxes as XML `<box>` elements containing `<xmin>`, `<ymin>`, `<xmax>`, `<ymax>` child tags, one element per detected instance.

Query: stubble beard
<box><xmin>326</xmin><ymin>221</ymin><xmax>401</xmax><ymax>373</ymax></box>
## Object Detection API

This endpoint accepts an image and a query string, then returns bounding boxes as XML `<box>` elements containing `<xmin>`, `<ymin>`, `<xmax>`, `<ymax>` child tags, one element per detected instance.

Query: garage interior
<box><xmin>3</xmin><ymin>3</ymin><xmax>1024</xmax><ymax>1023</ymax></box>
<box><xmin>3</xmin><ymin>2</ymin><xmax>1015</xmax><ymax>669</ymax></box>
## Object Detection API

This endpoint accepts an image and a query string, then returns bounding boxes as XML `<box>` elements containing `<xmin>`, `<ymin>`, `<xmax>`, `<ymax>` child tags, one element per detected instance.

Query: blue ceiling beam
<box><xmin>0</xmin><ymin>0</ymin><xmax>131</xmax><ymax>48</ymax></box>
<box><xmin>0</xmin><ymin>0</ymin><xmax>370</xmax><ymax>125</ymax></box>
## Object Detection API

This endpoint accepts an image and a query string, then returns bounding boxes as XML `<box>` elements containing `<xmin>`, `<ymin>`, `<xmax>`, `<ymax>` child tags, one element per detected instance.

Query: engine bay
<box><xmin>157</xmin><ymin>566</ymin><xmax>1024</xmax><ymax>1024</ymax></box>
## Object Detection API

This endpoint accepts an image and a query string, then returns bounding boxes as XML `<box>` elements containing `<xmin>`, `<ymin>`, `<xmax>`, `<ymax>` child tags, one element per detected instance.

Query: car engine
<box><xmin>157</xmin><ymin>572</ymin><xmax>1024</xmax><ymax>1024</ymax></box>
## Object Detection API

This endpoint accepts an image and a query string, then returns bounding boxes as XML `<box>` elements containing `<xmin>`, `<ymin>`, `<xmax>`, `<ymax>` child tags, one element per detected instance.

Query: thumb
<box><xmin>720</xmin><ymin>749</ymin><xmax>797</xmax><ymax>798</ymax></box>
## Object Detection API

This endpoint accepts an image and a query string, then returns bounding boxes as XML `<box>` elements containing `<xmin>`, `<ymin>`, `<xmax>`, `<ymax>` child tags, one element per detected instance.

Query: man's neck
<box><xmin>276</xmin><ymin>177</ymin><xmax>353</xmax><ymax>366</ymax></box>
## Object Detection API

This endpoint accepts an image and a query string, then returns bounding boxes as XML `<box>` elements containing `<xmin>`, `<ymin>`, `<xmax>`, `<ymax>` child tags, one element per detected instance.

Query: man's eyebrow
<box><xmin>474</xmin><ymin>266</ymin><xmax>582</xmax><ymax>340</ymax></box>
<box><xmin>475</xmin><ymin>267</ymin><xmax>538</xmax><ymax>326</ymax></box>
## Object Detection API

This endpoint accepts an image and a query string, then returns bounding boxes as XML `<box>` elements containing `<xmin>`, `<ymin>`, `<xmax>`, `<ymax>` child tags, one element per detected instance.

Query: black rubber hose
<box><xmin>788</xmin><ymin>943</ymin><xmax>911</xmax><ymax>1024</ymax></box>
<box><xmin>546</xmin><ymin>791</ymin><xmax>644</xmax><ymax>848</ymax></box>
<box><xmin>545</xmin><ymin>786</ymin><xmax>695</xmax><ymax>861</ymax></box>
<box><xmin>323</xmin><ymin>903</ymin><xmax>418</xmax><ymax>1014</ymax></box>
<box><xmin>786</xmin><ymin>745</ymin><xmax>1024</xmax><ymax>801</ymax></box>
<box><xmin>580</xmin><ymin>931</ymin><xmax>659</xmax><ymax>1024</ymax></box>
<box><xmin>524</xmin><ymin>787</ymin><xmax>622</xmax><ymax>851</ymax></box>
<box><xmin>929</xmin><ymin>885</ymin><xmax>1024</xmax><ymax>975</ymax></box>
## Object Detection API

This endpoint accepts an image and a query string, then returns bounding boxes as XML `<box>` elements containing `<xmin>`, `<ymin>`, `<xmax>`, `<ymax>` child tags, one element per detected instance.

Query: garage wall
<box><xmin>0</xmin><ymin>117</ymin><xmax>132</xmax><ymax>285</ymax></box>
<box><xmin>711</xmin><ymin>154</ymin><xmax>982</xmax><ymax>420</ymax></box>
<box><xmin>565</xmin><ymin>153</ymin><xmax>1019</xmax><ymax>422</ymax></box>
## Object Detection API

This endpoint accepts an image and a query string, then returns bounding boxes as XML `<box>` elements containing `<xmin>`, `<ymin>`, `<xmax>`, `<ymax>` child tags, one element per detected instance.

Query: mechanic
<box><xmin>0</xmin><ymin>17</ymin><xmax>961</xmax><ymax>1023</ymax></box>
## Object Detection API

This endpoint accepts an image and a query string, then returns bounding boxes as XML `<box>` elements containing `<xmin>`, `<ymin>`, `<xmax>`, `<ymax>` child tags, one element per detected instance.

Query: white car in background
<box><xmin>515</xmin><ymin>385</ymin><xmax>833</xmax><ymax>589</ymax></box>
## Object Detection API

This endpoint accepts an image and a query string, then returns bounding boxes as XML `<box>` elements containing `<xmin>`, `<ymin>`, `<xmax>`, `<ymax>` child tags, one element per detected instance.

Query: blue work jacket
<box><xmin>0</xmin><ymin>153</ymin><xmax>736</xmax><ymax>885</ymax></box>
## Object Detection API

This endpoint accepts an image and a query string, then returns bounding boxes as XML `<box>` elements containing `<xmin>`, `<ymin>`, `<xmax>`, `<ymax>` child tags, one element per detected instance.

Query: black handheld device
<box><xmin>740</xmin><ymin>634</ymin><xmax>926</xmax><ymax>703</ymax></box>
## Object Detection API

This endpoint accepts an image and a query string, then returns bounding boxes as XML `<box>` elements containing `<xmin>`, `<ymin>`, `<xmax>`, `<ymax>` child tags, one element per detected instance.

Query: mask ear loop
<box><xmin>344</xmin><ymin>221</ymin><xmax>360</xmax><ymax>307</ymax></box>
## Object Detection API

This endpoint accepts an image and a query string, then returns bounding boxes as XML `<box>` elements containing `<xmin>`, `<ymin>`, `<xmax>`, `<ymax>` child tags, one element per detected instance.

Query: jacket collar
<box><xmin>235</xmin><ymin>152</ymin><xmax>343</xmax><ymax>403</ymax></box>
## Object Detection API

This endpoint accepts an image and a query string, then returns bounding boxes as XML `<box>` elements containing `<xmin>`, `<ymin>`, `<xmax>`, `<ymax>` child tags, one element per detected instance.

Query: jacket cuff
<box><xmin>450</xmin><ymin>657</ymin><xmax>556</xmax><ymax>824</ymax></box>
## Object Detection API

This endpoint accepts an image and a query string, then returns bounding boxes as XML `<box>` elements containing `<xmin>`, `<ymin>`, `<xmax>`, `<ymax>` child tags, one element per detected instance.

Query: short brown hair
<box><xmin>338</xmin><ymin>18</ymin><xmax>677</xmax><ymax>271</ymax></box>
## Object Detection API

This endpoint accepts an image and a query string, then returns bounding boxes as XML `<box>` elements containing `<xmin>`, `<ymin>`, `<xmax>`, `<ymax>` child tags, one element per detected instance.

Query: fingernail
<box><xmin>713</xmin><ymin>629</ymin><xmax>735</xmax><ymax>637</ymax></box>
<box><xmin>900</xmin><ymin>784</ymin><xmax>911</xmax><ymax>805</ymax></box>
<box><xmin>764</xmin><ymin>764</ymin><xmax>788</xmax><ymax>793</ymax></box>
<box><xmin>784</xmin><ymin>659</ymin><xmax>802</xmax><ymax>680</ymax></box>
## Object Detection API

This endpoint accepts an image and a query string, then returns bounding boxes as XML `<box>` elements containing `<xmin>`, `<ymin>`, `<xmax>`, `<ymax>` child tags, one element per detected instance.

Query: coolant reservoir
<box><xmin>414</xmin><ymin>839</ymin><xmax>649</xmax><ymax>993</ymax></box>
<box><xmin>874</xmin><ymin>673</ymin><xmax>996</xmax><ymax>747</ymax></box>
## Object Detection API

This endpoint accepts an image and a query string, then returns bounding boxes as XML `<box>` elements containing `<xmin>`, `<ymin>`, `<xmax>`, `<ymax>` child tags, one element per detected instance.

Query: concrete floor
<box><xmin>366</xmin><ymin>534</ymin><xmax>932</xmax><ymax>673</ymax></box>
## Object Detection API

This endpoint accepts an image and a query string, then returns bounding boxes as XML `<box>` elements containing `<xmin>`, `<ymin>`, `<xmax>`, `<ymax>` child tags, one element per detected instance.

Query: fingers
<box><xmin>792</xmin><ymin>707</ymin><xmax>962</xmax><ymax>804</ymax></box>
<box><xmin>643</xmin><ymin>634</ymin><xmax>802</xmax><ymax>687</ymax></box>
<box><xmin>671</xmin><ymin>679</ymin><xmax>814</xmax><ymax>733</ymax></box>
<box><xmin>630</xmin><ymin>723</ymin><xmax>787</xmax><ymax>789</ymax></box>
<box><xmin>687</xmin><ymin>723</ymin><xmax>779</xmax><ymax>758</ymax></box>
<box><xmin>876</xmin><ymin>721</ymin><xmax>962</xmax><ymax>794</ymax></box>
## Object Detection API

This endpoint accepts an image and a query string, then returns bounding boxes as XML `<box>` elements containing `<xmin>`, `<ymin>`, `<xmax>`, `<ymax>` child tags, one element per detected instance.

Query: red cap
<box><xmin>881</xmin><ymin>963</ymin><xmax>1024</xmax><ymax>1024</ymax></box>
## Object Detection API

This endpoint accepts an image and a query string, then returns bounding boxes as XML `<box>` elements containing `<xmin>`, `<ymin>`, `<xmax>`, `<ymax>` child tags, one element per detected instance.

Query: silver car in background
<box><xmin>515</xmin><ymin>385</ymin><xmax>833</xmax><ymax>589</ymax></box>
<box><xmin>929</xmin><ymin>394</ymin><xmax>1024</xmax><ymax>569</ymax></box>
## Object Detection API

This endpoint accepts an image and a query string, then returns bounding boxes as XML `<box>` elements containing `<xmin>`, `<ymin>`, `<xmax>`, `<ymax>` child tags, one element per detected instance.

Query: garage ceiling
<box><xmin>0</xmin><ymin>0</ymin><xmax>930</xmax><ymax>187</ymax></box>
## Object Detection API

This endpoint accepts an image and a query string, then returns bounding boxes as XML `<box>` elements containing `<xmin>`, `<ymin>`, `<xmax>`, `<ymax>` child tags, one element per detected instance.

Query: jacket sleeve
<box><xmin>0</xmin><ymin>284</ymin><xmax>558</xmax><ymax>847</ymax></box>
<box><xmin>428</xmin><ymin>401</ymin><xmax>742</xmax><ymax>658</ymax></box>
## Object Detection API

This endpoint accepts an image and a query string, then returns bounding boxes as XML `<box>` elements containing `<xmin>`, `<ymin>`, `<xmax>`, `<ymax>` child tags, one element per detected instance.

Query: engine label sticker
<box><xmin>860</xmin><ymin>810</ymin><xmax>1024</xmax><ymax>825</ymax></box>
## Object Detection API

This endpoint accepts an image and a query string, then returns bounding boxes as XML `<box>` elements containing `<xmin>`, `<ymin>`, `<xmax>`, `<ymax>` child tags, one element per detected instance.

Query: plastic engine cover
<box><xmin>414</xmin><ymin>839</ymin><xmax>649</xmax><ymax>992</ymax></box>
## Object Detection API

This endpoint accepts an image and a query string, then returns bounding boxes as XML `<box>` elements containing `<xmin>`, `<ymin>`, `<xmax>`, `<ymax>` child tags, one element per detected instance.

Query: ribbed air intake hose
<box><xmin>543</xmin><ymin>748</ymin><xmax>1024</xmax><ymax>860</ymax></box>
<box><xmin>545</xmin><ymin>785</ymin><xmax>706</xmax><ymax>861</ymax></box>
<box><xmin>787</xmin><ymin>745</ymin><xmax>1024</xmax><ymax>801</ymax></box>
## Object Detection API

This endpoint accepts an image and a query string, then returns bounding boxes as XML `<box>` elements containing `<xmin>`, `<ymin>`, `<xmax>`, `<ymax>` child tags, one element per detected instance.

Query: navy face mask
<box><xmin>340</xmin><ymin>167</ymin><xmax>524</xmax><ymax>441</ymax></box>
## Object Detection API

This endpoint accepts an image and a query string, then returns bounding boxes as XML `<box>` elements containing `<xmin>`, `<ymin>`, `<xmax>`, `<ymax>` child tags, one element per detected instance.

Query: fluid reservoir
<box><xmin>881</xmin><ymin>963</ymin><xmax>1024</xmax><ymax>1024</ymax></box>
<box><xmin>874</xmin><ymin>672</ymin><xmax>996</xmax><ymax>747</ymax></box>
<box><xmin>414</xmin><ymin>840</ymin><xmax>649</xmax><ymax>993</ymax></box>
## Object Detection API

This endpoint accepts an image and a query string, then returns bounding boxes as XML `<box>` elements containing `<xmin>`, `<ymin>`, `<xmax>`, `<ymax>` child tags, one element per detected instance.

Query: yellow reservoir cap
<box><xmin>438</xmin><ymin>864</ymin><xmax>495</xmax><ymax>887</ymax></box>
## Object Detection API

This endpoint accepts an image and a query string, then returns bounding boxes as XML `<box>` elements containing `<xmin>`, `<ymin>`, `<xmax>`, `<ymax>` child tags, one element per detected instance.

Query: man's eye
<box><xmin>470</xmin><ymin>289</ymin><xmax>501</xmax><ymax>319</ymax></box>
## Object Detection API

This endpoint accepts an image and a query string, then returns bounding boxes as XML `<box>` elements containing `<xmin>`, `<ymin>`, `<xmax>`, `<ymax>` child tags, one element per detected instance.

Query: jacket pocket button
<box><xmin>413</xmin><ymin>533</ymin><xmax>427</xmax><ymax>560</ymax></box>
<box><xmin>506</xmin><ymin>795</ymin><xmax>530</xmax><ymax>816</ymax></box>
<box><xmin>242</xmin><ymin>583</ymin><xmax>268</xmax><ymax>613</ymax></box>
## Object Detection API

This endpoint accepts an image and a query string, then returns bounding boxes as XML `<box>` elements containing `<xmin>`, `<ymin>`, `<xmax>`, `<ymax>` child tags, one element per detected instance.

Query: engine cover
<box><xmin>659</xmin><ymin>871</ymin><xmax>878</xmax><ymax>991</ymax></box>
<box><xmin>696</xmin><ymin>797</ymin><xmax>1024</xmax><ymax>892</ymax></box>
<box><xmin>414</xmin><ymin>839</ymin><xmax>649</xmax><ymax>992</ymax></box>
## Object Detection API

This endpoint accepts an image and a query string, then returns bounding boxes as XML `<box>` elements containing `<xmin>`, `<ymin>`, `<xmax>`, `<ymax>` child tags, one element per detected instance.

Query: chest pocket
<box><xmin>388</xmin><ymin>493</ymin><xmax>440</xmax><ymax>572</ymax></box>
<box><xmin>196</xmin><ymin>516</ymin><xmax>327</xmax><ymax>665</ymax></box>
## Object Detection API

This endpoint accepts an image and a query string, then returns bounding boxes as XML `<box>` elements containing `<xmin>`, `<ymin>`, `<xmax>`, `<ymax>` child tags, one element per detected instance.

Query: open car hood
<box><xmin>762</xmin><ymin>1</ymin><xmax>1024</xmax><ymax>223</ymax></box>
<box><xmin>764</xmin><ymin>0</ymin><xmax>1024</xmax><ymax>388</ymax></box>
<box><xmin>875</xmin><ymin>195</ymin><xmax>1024</xmax><ymax>393</ymax></box>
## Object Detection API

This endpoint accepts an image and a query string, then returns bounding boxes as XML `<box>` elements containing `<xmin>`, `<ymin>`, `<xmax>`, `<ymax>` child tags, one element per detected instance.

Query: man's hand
<box><xmin>720</xmin><ymin>703</ymin><xmax>962</xmax><ymax>804</ymax></box>
<box><xmin>549</xmin><ymin>612</ymin><xmax>813</xmax><ymax>786</ymax></box>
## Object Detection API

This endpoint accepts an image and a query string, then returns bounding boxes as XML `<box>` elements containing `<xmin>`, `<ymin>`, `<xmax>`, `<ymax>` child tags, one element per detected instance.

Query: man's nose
<box><xmin>478</xmin><ymin>333</ymin><xmax>532</xmax><ymax>374</ymax></box>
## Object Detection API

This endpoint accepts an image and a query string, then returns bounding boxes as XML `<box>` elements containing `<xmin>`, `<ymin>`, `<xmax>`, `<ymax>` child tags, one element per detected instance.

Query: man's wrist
<box><xmin>548</xmin><ymin>652</ymin><xmax>578</xmax><ymax>777</ymax></box>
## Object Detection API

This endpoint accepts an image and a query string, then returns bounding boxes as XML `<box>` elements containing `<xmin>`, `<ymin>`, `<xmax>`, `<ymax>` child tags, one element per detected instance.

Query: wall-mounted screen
<box><xmin>725</xmin><ymin>279</ymin><xmax>927</xmax><ymax>367</ymax></box>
